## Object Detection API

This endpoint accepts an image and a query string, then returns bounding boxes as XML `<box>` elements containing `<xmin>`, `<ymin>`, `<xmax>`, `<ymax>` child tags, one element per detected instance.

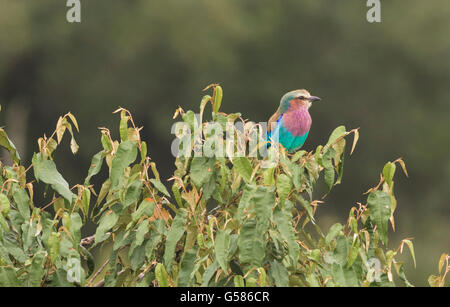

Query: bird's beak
<box><xmin>308</xmin><ymin>96</ymin><xmax>321</xmax><ymax>102</ymax></box>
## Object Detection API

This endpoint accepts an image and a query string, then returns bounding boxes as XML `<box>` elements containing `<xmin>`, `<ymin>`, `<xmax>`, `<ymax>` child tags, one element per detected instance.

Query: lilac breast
<box><xmin>282</xmin><ymin>107</ymin><xmax>312</xmax><ymax>137</ymax></box>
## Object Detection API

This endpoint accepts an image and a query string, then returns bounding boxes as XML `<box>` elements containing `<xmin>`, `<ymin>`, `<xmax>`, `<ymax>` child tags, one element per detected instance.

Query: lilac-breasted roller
<box><xmin>266</xmin><ymin>89</ymin><xmax>321</xmax><ymax>152</ymax></box>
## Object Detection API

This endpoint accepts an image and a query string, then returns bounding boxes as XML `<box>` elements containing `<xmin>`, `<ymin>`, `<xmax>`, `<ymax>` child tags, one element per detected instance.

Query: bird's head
<box><xmin>279</xmin><ymin>89</ymin><xmax>321</xmax><ymax>113</ymax></box>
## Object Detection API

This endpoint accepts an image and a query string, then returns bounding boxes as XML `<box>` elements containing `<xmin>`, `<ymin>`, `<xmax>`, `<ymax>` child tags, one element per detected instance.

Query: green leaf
<box><xmin>402</xmin><ymin>239</ymin><xmax>416</xmax><ymax>268</ymax></box>
<box><xmin>325</xmin><ymin>126</ymin><xmax>346</xmax><ymax>149</ymax></box>
<box><xmin>263</xmin><ymin>167</ymin><xmax>275</xmax><ymax>186</ymax></box>
<box><xmin>236</xmin><ymin>184</ymin><xmax>255</xmax><ymax>225</ymax></box>
<box><xmin>253</xmin><ymin>186</ymin><xmax>274</xmax><ymax>225</ymax></box>
<box><xmin>182</xmin><ymin>110</ymin><xmax>197</xmax><ymax>131</ymax></box>
<box><xmin>177</xmin><ymin>247</ymin><xmax>198</xmax><ymax>286</ymax></box>
<box><xmin>48</xmin><ymin>232</ymin><xmax>61</xmax><ymax>264</ymax></box>
<box><xmin>12</xmin><ymin>185</ymin><xmax>30</xmax><ymax>221</ymax></box>
<box><xmin>145</xmin><ymin>220</ymin><xmax>165</xmax><ymax>260</ymax></box>
<box><xmin>101</xmin><ymin>131</ymin><xmax>112</xmax><ymax>152</ymax></box>
<box><xmin>291</xmin><ymin>150</ymin><xmax>307</xmax><ymax>163</ymax></box>
<box><xmin>155</xmin><ymin>263</ymin><xmax>170</xmax><ymax>287</ymax></box>
<box><xmin>0</xmin><ymin>128</ymin><xmax>20</xmax><ymax>163</ymax></box>
<box><xmin>22</xmin><ymin>221</ymin><xmax>37</xmax><ymax>251</ymax></box>
<box><xmin>0</xmin><ymin>267</ymin><xmax>20</xmax><ymax>286</ymax></box>
<box><xmin>163</xmin><ymin>208</ymin><xmax>187</xmax><ymax>272</ymax></box>
<box><xmin>119</xmin><ymin>111</ymin><xmax>129</xmax><ymax>142</ymax></box>
<box><xmin>295</xmin><ymin>194</ymin><xmax>316</xmax><ymax>224</ymax></box>
<box><xmin>213</xmin><ymin>85</ymin><xmax>223</xmax><ymax>114</ymax></box>
<box><xmin>201</xmin><ymin>260</ymin><xmax>219</xmax><ymax>287</ymax></box>
<box><xmin>322</xmin><ymin>148</ymin><xmax>335</xmax><ymax>192</ymax></box>
<box><xmin>232</xmin><ymin>157</ymin><xmax>253</xmax><ymax>183</ymax></box>
<box><xmin>367</xmin><ymin>191</ymin><xmax>392</xmax><ymax>245</ymax></box>
<box><xmin>171</xmin><ymin>183</ymin><xmax>183</xmax><ymax>207</ymax></box>
<box><xmin>41</xmin><ymin>218</ymin><xmax>57</xmax><ymax>247</ymax></box>
<box><xmin>238</xmin><ymin>219</ymin><xmax>265</xmax><ymax>266</ymax></box>
<box><xmin>68</xmin><ymin>212</ymin><xmax>82</xmax><ymax>245</ymax></box>
<box><xmin>190</xmin><ymin>157</ymin><xmax>215</xmax><ymax>188</ymax></box>
<box><xmin>27</xmin><ymin>250</ymin><xmax>47</xmax><ymax>287</ymax></box>
<box><xmin>0</xmin><ymin>194</ymin><xmax>10</xmax><ymax>217</ymax></box>
<box><xmin>2</xmin><ymin>238</ymin><xmax>26</xmax><ymax>263</ymax></box>
<box><xmin>150</xmin><ymin>179</ymin><xmax>170</xmax><ymax>197</ymax></box>
<box><xmin>95</xmin><ymin>210</ymin><xmax>119</xmax><ymax>244</ymax></box>
<box><xmin>110</xmin><ymin>140</ymin><xmax>138</xmax><ymax>189</ymax></box>
<box><xmin>257</xmin><ymin>267</ymin><xmax>267</xmax><ymax>286</ymax></box>
<box><xmin>199</xmin><ymin>95</ymin><xmax>211</xmax><ymax>121</ymax></box>
<box><xmin>84</xmin><ymin>151</ymin><xmax>104</xmax><ymax>185</ymax></box>
<box><xmin>334</xmin><ymin>235</ymin><xmax>349</xmax><ymax>265</ymax></box>
<box><xmin>394</xmin><ymin>261</ymin><xmax>413</xmax><ymax>287</ymax></box>
<box><xmin>245</xmin><ymin>277</ymin><xmax>258</xmax><ymax>287</ymax></box>
<box><xmin>325</xmin><ymin>223</ymin><xmax>343</xmax><ymax>247</ymax></box>
<box><xmin>234</xmin><ymin>275</ymin><xmax>245</xmax><ymax>287</ymax></box>
<box><xmin>382</xmin><ymin>162</ymin><xmax>396</xmax><ymax>187</ymax></box>
<box><xmin>292</xmin><ymin>165</ymin><xmax>304</xmax><ymax>190</ymax></box>
<box><xmin>237</xmin><ymin>186</ymin><xmax>273</xmax><ymax>266</ymax></box>
<box><xmin>132</xmin><ymin>220</ymin><xmax>149</xmax><ymax>251</ymax></box>
<box><xmin>81</xmin><ymin>188</ymin><xmax>90</xmax><ymax>222</ymax></box>
<box><xmin>0</xmin><ymin>214</ymin><xmax>9</xmax><ymax>232</ymax></box>
<box><xmin>131</xmin><ymin>198</ymin><xmax>155</xmax><ymax>223</ymax></box>
<box><xmin>273</xmin><ymin>205</ymin><xmax>299</xmax><ymax>265</ymax></box>
<box><xmin>269</xmin><ymin>261</ymin><xmax>289</xmax><ymax>287</ymax></box>
<box><xmin>346</xmin><ymin>235</ymin><xmax>360</xmax><ymax>268</ymax></box>
<box><xmin>330</xmin><ymin>263</ymin><xmax>360</xmax><ymax>287</ymax></box>
<box><xmin>123</xmin><ymin>180</ymin><xmax>143</xmax><ymax>209</ymax></box>
<box><xmin>130</xmin><ymin>245</ymin><xmax>146</xmax><ymax>271</ymax></box>
<box><xmin>215</xmin><ymin>230</ymin><xmax>230</xmax><ymax>272</ymax></box>
<box><xmin>306</xmin><ymin>273</ymin><xmax>320</xmax><ymax>287</ymax></box>
<box><xmin>32</xmin><ymin>153</ymin><xmax>75</xmax><ymax>203</ymax></box>
<box><xmin>276</xmin><ymin>174</ymin><xmax>292</xmax><ymax>200</ymax></box>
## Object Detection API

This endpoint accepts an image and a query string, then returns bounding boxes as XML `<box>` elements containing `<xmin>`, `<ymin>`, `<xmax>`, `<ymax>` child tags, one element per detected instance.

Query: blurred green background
<box><xmin>0</xmin><ymin>0</ymin><xmax>448</xmax><ymax>286</ymax></box>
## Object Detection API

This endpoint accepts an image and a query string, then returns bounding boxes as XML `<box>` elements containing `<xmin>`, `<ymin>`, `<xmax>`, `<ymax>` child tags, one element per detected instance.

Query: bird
<box><xmin>266</xmin><ymin>89</ymin><xmax>321</xmax><ymax>153</ymax></box>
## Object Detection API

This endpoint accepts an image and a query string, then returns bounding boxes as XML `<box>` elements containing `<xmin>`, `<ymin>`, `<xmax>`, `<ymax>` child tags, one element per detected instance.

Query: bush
<box><xmin>0</xmin><ymin>85</ymin><xmax>447</xmax><ymax>287</ymax></box>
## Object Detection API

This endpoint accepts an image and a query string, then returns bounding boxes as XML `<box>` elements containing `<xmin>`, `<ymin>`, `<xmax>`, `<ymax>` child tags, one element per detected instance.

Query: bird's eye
<box><xmin>298</xmin><ymin>96</ymin><xmax>306</xmax><ymax>100</ymax></box>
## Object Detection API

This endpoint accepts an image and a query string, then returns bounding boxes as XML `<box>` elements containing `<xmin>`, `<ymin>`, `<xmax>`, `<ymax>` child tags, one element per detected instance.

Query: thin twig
<box><xmin>88</xmin><ymin>259</ymin><xmax>110</xmax><ymax>286</ymax></box>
